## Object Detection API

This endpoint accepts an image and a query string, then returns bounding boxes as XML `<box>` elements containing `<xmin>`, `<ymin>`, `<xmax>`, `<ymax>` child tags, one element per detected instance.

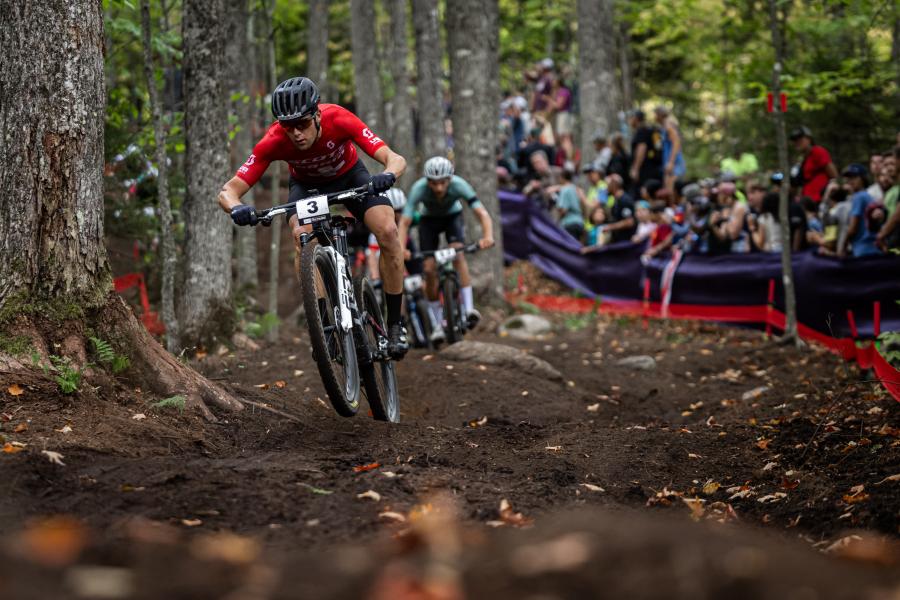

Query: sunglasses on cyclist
<box><xmin>281</xmin><ymin>116</ymin><xmax>316</xmax><ymax>131</ymax></box>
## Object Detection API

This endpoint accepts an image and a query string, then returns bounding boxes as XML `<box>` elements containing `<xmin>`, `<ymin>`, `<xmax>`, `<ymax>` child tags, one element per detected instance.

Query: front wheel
<box><xmin>354</xmin><ymin>277</ymin><xmax>400</xmax><ymax>422</ymax></box>
<box><xmin>300</xmin><ymin>240</ymin><xmax>360</xmax><ymax>417</ymax></box>
<box><xmin>442</xmin><ymin>274</ymin><xmax>463</xmax><ymax>345</ymax></box>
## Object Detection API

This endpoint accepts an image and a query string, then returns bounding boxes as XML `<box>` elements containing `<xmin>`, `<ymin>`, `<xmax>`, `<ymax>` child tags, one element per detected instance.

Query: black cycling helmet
<box><xmin>271</xmin><ymin>77</ymin><xmax>320</xmax><ymax>121</ymax></box>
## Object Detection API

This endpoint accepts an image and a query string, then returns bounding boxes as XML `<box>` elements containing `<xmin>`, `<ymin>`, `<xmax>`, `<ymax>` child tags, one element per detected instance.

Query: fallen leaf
<box><xmin>762</xmin><ymin>462</ymin><xmax>778</xmax><ymax>471</ymax></box>
<box><xmin>274</xmin><ymin>380</ymin><xmax>287</xmax><ymax>389</ymax></box>
<box><xmin>378</xmin><ymin>511</ymin><xmax>406</xmax><ymax>523</ymax></box>
<box><xmin>7</xmin><ymin>384</ymin><xmax>24</xmax><ymax>396</ymax></box>
<box><xmin>41</xmin><ymin>450</ymin><xmax>65</xmax><ymax>466</ymax></box>
<box><xmin>293</xmin><ymin>370</ymin><xmax>304</xmax><ymax>377</ymax></box>
<box><xmin>298</xmin><ymin>483</ymin><xmax>332</xmax><ymax>495</ymax></box>
<box><xmin>131</xmin><ymin>414</ymin><xmax>146</xmax><ymax>421</ymax></box>
<box><xmin>781</xmin><ymin>477</ymin><xmax>800</xmax><ymax>490</ymax></box>
<box><xmin>195</xmin><ymin>349</ymin><xmax>207</xmax><ymax>360</ymax></box>
<box><xmin>254</xmin><ymin>383</ymin><xmax>270</xmax><ymax>390</ymax></box>
<box><xmin>445</xmin><ymin>365</ymin><xmax>454</xmax><ymax>370</ymax></box>
<box><xmin>874</xmin><ymin>474</ymin><xmax>900</xmax><ymax>485</ymax></box>
<box><xmin>580</xmin><ymin>483</ymin><xmax>605</xmax><ymax>492</ymax></box>
<box><xmin>381</xmin><ymin>471</ymin><xmax>398</xmax><ymax>478</ymax></box>
<box><xmin>757</xmin><ymin>492</ymin><xmax>787</xmax><ymax>503</ymax></box>
<box><xmin>353</xmin><ymin>462</ymin><xmax>381</xmax><ymax>473</ymax></box>
<box><xmin>843</xmin><ymin>485</ymin><xmax>869</xmax><ymax>504</ymax></box>
<box><xmin>191</xmin><ymin>532</ymin><xmax>260</xmax><ymax>565</ymax></box>
<box><xmin>357</xmin><ymin>490</ymin><xmax>381</xmax><ymax>502</ymax></box>
<box><xmin>422</xmin><ymin>354</ymin><xmax>433</xmax><ymax>361</ymax></box>
<box><xmin>545</xmin><ymin>445</ymin><xmax>562</xmax><ymax>452</ymax></box>
<box><xmin>16</xmin><ymin>516</ymin><xmax>87</xmax><ymax>567</ymax></box>
<box><xmin>756</xmin><ymin>439</ymin><xmax>771</xmax><ymax>451</ymax></box>
<box><xmin>2</xmin><ymin>442</ymin><xmax>24</xmax><ymax>454</ymax></box>
<box><xmin>181</xmin><ymin>519</ymin><xmax>202</xmax><ymax>527</ymax></box>
<box><xmin>498</xmin><ymin>498</ymin><xmax>531</xmax><ymax>527</ymax></box>
<box><xmin>586</xmin><ymin>403</ymin><xmax>600</xmax><ymax>412</ymax></box>
<box><xmin>687</xmin><ymin>453</ymin><xmax>702</xmax><ymax>459</ymax></box>
<box><xmin>702</xmin><ymin>480</ymin><xmax>720</xmax><ymax>495</ymax></box>
<box><xmin>682</xmin><ymin>497</ymin><xmax>706</xmax><ymax>520</ymax></box>
<box><xmin>700</xmin><ymin>349</ymin><xmax>713</xmax><ymax>355</ymax></box>
<box><xmin>14</xmin><ymin>423</ymin><xmax>27</xmax><ymax>433</ymax></box>
<box><xmin>468</xmin><ymin>416</ymin><xmax>488</xmax><ymax>428</ymax></box>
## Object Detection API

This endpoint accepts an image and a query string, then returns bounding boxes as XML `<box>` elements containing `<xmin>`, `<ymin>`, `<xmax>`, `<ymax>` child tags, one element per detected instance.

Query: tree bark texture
<box><xmin>350</xmin><ymin>0</ymin><xmax>386</xmax><ymax>135</ymax></box>
<box><xmin>617</xmin><ymin>22</ymin><xmax>634</xmax><ymax>111</ymax></box>
<box><xmin>141</xmin><ymin>0</ymin><xmax>181</xmax><ymax>353</ymax></box>
<box><xmin>388</xmin><ymin>0</ymin><xmax>416</xmax><ymax>191</ymax></box>
<box><xmin>226</xmin><ymin>0</ymin><xmax>259</xmax><ymax>295</ymax></box>
<box><xmin>577</xmin><ymin>0</ymin><xmax>621</xmax><ymax>166</ymax></box>
<box><xmin>181</xmin><ymin>0</ymin><xmax>234</xmax><ymax>348</ymax></box>
<box><xmin>412</xmin><ymin>0</ymin><xmax>447</xmax><ymax>159</ymax></box>
<box><xmin>0</xmin><ymin>1</ymin><xmax>108</xmax><ymax>312</ymax></box>
<box><xmin>308</xmin><ymin>0</ymin><xmax>331</xmax><ymax>100</ymax></box>
<box><xmin>767</xmin><ymin>0</ymin><xmax>799</xmax><ymax>345</ymax></box>
<box><xmin>263</xmin><ymin>0</ymin><xmax>283</xmax><ymax>341</ymax></box>
<box><xmin>446</xmin><ymin>0</ymin><xmax>504</xmax><ymax>303</ymax></box>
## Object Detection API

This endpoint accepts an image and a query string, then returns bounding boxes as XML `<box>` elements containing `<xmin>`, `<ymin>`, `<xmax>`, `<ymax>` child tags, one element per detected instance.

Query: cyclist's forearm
<box><xmin>375</xmin><ymin>147</ymin><xmax>407</xmax><ymax>179</ymax></box>
<box><xmin>475</xmin><ymin>207</ymin><xmax>494</xmax><ymax>241</ymax></box>
<box><xmin>218</xmin><ymin>177</ymin><xmax>251</xmax><ymax>213</ymax></box>
<box><xmin>398</xmin><ymin>215</ymin><xmax>413</xmax><ymax>245</ymax></box>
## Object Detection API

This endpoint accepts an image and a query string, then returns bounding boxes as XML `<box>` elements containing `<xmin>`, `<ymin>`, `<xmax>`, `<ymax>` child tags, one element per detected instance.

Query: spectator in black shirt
<box><xmin>628</xmin><ymin>110</ymin><xmax>663</xmax><ymax>197</ymax></box>
<box><xmin>603</xmin><ymin>173</ymin><xmax>637</xmax><ymax>243</ymax></box>
<box><xmin>516</xmin><ymin>127</ymin><xmax>556</xmax><ymax>182</ymax></box>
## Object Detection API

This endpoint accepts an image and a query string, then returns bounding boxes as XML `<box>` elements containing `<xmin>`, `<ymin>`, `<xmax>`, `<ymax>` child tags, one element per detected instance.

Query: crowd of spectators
<box><xmin>496</xmin><ymin>57</ymin><xmax>900</xmax><ymax>262</ymax></box>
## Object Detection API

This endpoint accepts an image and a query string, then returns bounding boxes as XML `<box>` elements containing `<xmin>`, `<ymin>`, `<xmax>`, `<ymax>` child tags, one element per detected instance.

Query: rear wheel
<box><xmin>300</xmin><ymin>240</ymin><xmax>360</xmax><ymax>417</ymax></box>
<box><xmin>354</xmin><ymin>277</ymin><xmax>400</xmax><ymax>422</ymax></box>
<box><xmin>442</xmin><ymin>275</ymin><xmax>463</xmax><ymax>345</ymax></box>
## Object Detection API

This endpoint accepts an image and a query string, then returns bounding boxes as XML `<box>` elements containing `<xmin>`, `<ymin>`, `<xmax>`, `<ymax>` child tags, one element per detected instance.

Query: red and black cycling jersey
<box><xmin>235</xmin><ymin>103</ymin><xmax>387</xmax><ymax>185</ymax></box>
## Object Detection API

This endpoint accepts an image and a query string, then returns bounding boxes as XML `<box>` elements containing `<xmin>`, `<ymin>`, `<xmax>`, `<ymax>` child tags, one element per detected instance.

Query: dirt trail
<box><xmin>1</xmin><ymin>313</ymin><xmax>899</xmax><ymax>598</ymax></box>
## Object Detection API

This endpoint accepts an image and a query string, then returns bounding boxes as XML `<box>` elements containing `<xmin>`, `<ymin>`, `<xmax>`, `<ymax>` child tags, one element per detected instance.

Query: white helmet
<box><xmin>385</xmin><ymin>187</ymin><xmax>407</xmax><ymax>211</ymax></box>
<box><xmin>423</xmin><ymin>156</ymin><xmax>454</xmax><ymax>180</ymax></box>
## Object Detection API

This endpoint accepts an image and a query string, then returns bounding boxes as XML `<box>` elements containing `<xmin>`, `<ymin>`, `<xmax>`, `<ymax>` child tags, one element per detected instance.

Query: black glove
<box><xmin>368</xmin><ymin>172</ymin><xmax>396</xmax><ymax>194</ymax></box>
<box><xmin>230</xmin><ymin>204</ymin><xmax>257</xmax><ymax>226</ymax></box>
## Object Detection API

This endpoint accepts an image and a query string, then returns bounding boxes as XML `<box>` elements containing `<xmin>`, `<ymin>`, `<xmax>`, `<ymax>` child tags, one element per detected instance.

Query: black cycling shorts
<box><xmin>419</xmin><ymin>213</ymin><xmax>465</xmax><ymax>253</ymax></box>
<box><xmin>288</xmin><ymin>160</ymin><xmax>391</xmax><ymax>224</ymax></box>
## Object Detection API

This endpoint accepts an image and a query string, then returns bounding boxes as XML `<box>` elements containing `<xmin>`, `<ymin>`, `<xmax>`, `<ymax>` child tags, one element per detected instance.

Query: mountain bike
<box><xmin>402</xmin><ymin>273</ymin><xmax>434</xmax><ymax>349</ymax></box>
<box><xmin>416</xmin><ymin>243</ymin><xmax>480</xmax><ymax>345</ymax></box>
<box><xmin>253</xmin><ymin>185</ymin><xmax>400</xmax><ymax>422</ymax></box>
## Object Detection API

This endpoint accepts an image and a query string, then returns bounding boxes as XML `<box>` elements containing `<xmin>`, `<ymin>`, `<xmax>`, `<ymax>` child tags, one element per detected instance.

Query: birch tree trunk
<box><xmin>308</xmin><ymin>0</ymin><xmax>331</xmax><ymax>100</ymax></box>
<box><xmin>350</xmin><ymin>0</ymin><xmax>386</xmax><ymax>137</ymax></box>
<box><xmin>767</xmin><ymin>0</ymin><xmax>800</xmax><ymax>346</ymax></box>
<box><xmin>263</xmin><ymin>0</ymin><xmax>283</xmax><ymax>341</ymax></box>
<box><xmin>412</xmin><ymin>0</ymin><xmax>447</xmax><ymax>159</ymax></box>
<box><xmin>577</xmin><ymin>0</ymin><xmax>621</xmax><ymax>166</ymax></box>
<box><xmin>181</xmin><ymin>0</ymin><xmax>234</xmax><ymax>349</ymax></box>
<box><xmin>0</xmin><ymin>1</ymin><xmax>241</xmax><ymax>419</ymax></box>
<box><xmin>617</xmin><ymin>22</ymin><xmax>634</xmax><ymax>111</ymax></box>
<box><xmin>447</xmin><ymin>0</ymin><xmax>504</xmax><ymax>304</ymax></box>
<box><xmin>388</xmin><ymin>0</ymin><xmax>416</xmax><ymax>191</ymax></box>
<box><xmin>141</xmin><ymin>0</ymin><xmax>181</xmax><ymax>353</ymax></box>
<box><xmin>227</xmin><ymin>0</ymin><xmax>259</xmax><ymax>296</ymax></box>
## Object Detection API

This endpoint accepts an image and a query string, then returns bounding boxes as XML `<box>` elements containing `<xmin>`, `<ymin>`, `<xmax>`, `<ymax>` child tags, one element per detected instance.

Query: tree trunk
<box><xmin>308</xmin><ymin>0</ymin><xmax>331</xmax><ymax>100</ymax></box>
<box><xmin>412</xmin><ymin>0</ymin><xmax>447</xmax><ymax>159</ymax></box>
<box><xmin>387</xmin><ymin>0</ymin><xmax>416</xmax><ymax>191</ymax></box>
<box><xmin>892</xmin><ymin>8</ymin><xmax>900</xmax><ymax>117</ymax></box>
<box><xmin>141</xmin><ymin>0</ymin><xmax>181</xmax><ymax>354</ymax></box>
<box><xmin>0</xmin><ymin>1</ymin><xmax>241</xmax><ymax>419</ymax></box>
<box><xmin>447</xmin><ymin>0</ymin><xmax>504</xmax><ymax>304</ymax></box>
<box><xmin>617</xmin><ymin>22</ymin><xmax>634</xmax><ymax>111</ymax></box>
<box><xmin>227</xmin><ymin>0</ymin><xmax>259</xmax><ymax>297</ymax></box>
<box><xmin>350</xmin><ymin>0</ymin><xmax>386</xmax><ymax>136</ymax></box>
<box><xmin>577</xmin><ymin>0</ymin><xmax>621</xmax><ymax>166</ymax></box>
<box><xmin>263</xmin><ymin>0</ymin><xmax>283</xmax><ymax>341</ymax></box>
<box><xmin>767</xmin><ymin>0</ymin><xmax>800</xmax><ymax>346</ymax></box>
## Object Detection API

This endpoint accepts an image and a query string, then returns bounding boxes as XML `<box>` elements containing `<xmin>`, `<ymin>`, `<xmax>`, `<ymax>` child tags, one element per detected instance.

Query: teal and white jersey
<box><xmin>403</xmin><ymin>175</ymin><xmax>483</xmax><ymax>218</ymax></box>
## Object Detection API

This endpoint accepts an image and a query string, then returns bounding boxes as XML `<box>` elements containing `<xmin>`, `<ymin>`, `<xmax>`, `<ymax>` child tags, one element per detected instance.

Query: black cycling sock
<box><xmin>385</xmin><ymin>293</ymin><xmax>403</xmax><ymax>326</ymax></box>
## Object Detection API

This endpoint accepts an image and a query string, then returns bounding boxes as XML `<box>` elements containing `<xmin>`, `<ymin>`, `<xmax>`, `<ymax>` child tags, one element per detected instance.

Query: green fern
<box><xmin>49</xmin><ymin>356</ymin><xmax>81</xmax><ymax>394</ymax></box>
<box><xmin>90</xmin><ymin>336</ymin><xmax>130</xmax><ymax>374</ymax></box>
<box><xmin>152</xmin><ymin>395</ymin><xmax>186</xmax><ymax>411</ymax></box>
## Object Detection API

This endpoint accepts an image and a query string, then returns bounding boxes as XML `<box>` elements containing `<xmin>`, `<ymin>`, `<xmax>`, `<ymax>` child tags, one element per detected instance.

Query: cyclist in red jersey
<box><xmin>218</xmin><ymin>77</ymin><xmax>410</xmax><ymax>357</ymax></box>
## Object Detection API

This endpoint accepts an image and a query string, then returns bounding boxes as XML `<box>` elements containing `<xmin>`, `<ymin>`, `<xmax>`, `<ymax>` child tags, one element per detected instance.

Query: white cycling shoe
<box><xmin>430</xmin><ymin>325</ymin><xmax>446</xmax><ymax>345</ymax></box>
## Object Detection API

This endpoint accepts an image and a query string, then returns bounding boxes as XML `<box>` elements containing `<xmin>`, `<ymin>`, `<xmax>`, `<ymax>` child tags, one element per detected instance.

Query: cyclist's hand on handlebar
<box><xmin>368</xmin><ymin>172</ymin><xmax>396</xmax><ymax>194</ymax></box>
<box><xmin>403</xmin><ymin>248</ymin><xmax>412</xmax><ymax>261</ymax></box>
<box><xmin>478</xmin><ymin>237</ymin><xmax>495</xmax><ymax>250</ymax></box>
<box><xmin>230</xmin><ymin>204</ymin><xmax>258</xmax><ymax>226</ymax></box>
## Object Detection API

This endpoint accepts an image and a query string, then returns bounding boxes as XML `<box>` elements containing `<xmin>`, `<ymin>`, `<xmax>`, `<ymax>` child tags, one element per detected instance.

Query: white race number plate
<box><xmin>433</xmin><ymin>248</ymin><xmax>457</xmax><ymax>265</ymax></box>
<box><xmin>296</xmin><ymin>195</ymin><xmax>329</xmax><ymax>225</ymax></box>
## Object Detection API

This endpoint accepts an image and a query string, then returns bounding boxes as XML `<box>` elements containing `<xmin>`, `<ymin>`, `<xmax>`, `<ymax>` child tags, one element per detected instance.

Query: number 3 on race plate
<box><xmin>296</xmin><ymin>195</ymin><xmax>329</xmax><ymax>225</ymax></box>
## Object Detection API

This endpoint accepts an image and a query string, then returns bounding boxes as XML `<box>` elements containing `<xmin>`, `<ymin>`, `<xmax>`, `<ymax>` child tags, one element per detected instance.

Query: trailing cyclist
<box><xmin>217</xmin><ymin>77</ymin><xmax>410</xmax><ymax>358</ymax></box>
<box><xmin>397</xmin><ymin>156</ymin><xmax>495</xmax><ymax>344</ymax></box>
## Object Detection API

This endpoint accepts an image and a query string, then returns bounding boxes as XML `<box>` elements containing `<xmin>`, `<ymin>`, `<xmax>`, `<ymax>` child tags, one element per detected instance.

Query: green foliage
<box><xmin>152</xmin><ymin>395</ymin><xmax>186</xmax><ymax>411</ymax></box>
<box><xmin>0</xmin><ymin>335</ymin><xmax>32</xmax><ymax>357</ymax></box>
<box><xmin>89</xmin><ymin>337</ymin><xmax>131</xmax><ymax>374</ymax></box>
<box><xmin>877</xmin><ymin>331</ymin><xmax>900</xmax><ymax>368</ymax></box>
<box><xmin>49</xmin><ymin>356</ymin><xmax>82</xmax><ymax>395</ymax></box>
<box><xmin>244</xmin><ymin>312</ymin><xmax>281</xmax><ymax>339</ymax></box>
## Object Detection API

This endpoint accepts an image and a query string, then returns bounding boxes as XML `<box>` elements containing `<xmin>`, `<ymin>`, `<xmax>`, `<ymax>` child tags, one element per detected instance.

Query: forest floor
<box><xmin>1</xmin><ymin>294</ymin><xmax>899</xmax><ymax>599</ymax></box>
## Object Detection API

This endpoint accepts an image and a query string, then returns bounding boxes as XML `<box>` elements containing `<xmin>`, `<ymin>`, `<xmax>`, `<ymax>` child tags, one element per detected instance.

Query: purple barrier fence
<box><xmin>498</xmin><ymin>190</ymin><xmax>900</xmax><ymax>338</ymax></box>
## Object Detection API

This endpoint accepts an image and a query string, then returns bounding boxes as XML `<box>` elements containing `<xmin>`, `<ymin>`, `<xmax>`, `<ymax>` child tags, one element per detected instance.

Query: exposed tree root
<box><xmin>2</xmin><ymin>294</ymin><xmax>242</xmax><ymax>421</ymax></box>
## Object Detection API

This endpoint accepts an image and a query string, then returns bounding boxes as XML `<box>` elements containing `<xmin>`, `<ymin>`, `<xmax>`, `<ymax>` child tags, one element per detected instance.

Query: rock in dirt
<box><xmin>232</xmin><ymin>333</ymin><xmax>261</xmax><ymax>352</ymax></box>
<box><xmin>499</xmin><ymin>314</ymin><xmax>553</xmax><ymax>340</ymax></box>
<box><xmin>616</xmin><ymin>355</ymin><xmax>657</xmax><ymax>371</ymax></box>
<box><xmin>441</xmin><ymin>341</ymin><xmax>563</xmax><ymax>382</ymax></box>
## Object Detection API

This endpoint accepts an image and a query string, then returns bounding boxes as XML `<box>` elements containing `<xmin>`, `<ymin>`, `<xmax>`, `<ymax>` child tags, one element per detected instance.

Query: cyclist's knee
<box><xmin>373</xmin><ymin>223</ymin><xmax>401</xmax><ymax>253</ymax></box>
